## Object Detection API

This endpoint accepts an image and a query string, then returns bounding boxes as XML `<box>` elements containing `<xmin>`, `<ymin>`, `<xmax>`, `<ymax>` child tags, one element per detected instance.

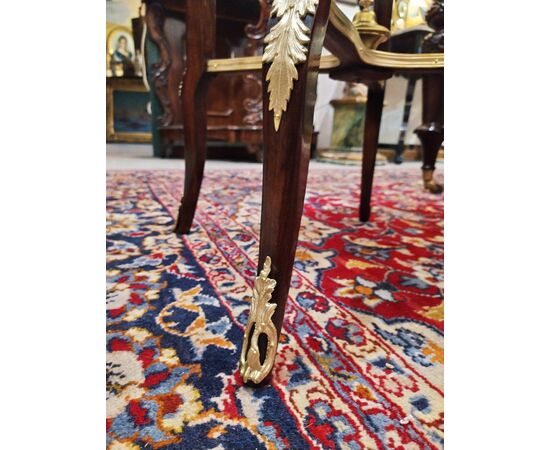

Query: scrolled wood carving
<box><xmin>423</xmin><ymin>0</ymin><xmax>443</xmax><ymax>53</ymax></box>
<box><xmin>243</xmin><ymin>74</ymin><xmax>263</xmax><ymax>126</ymax></box>
<box><xmin>242</xmin><ymin>1</ymin><xmax>270</xmax><ymax>126</ymax></box>
<box><xmin>245</xmin><ymin>0</ymin><xmax>271</xmax><ymax>40</ymax></box>
<box><xmin>145</xmin><ymin>3</ymin><xmax>174</xmax><ymax>127</ymax></box>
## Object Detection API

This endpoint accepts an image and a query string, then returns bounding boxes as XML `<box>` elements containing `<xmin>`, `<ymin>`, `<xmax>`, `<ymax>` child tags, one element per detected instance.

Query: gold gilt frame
<box><xmin>106</xmin><ymin>78</ymin><xmax>152</xmax><ymax>143</ymax></box>
<box><xmin>106</xmin><ymin>25</ymin><xmax>134</xmax><ymax>77</ymax></box>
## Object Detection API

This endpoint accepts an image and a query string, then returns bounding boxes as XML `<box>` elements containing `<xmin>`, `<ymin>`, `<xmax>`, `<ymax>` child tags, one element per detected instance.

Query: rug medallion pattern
<box><xmin>107</xmin><ymin>167</ymin><xmax>444</xmax><ymax>449</ymax></box>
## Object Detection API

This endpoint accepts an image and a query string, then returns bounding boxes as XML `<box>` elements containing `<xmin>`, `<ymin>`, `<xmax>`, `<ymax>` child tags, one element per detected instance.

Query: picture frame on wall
<box><xmin>106</xmin><ymin>25</ymin><xmax>136</xmax><ymax>77</ymax></box>
<box><xmin>106</xmin><ymin>78</ymin><xmax>151</xmax><ymax>143</ymax></box>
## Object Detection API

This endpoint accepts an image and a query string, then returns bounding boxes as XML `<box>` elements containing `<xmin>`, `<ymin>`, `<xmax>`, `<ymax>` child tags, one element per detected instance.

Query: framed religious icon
<box><xmin>106</xmin><ymin>78</ymin><xmax>152</xmax><ymax>143</ymax></box>
<box><xmin>107</xmin><ymin>26</ymin><xmax>136</xmax><ymax>77</ymax></box>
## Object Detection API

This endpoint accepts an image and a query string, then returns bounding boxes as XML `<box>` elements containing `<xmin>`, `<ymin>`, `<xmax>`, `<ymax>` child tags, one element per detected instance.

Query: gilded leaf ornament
<box><xmin>239</xmin><ymin>257</ymin><xmax>278</xmax><ymax>384</ymax></box>
<box><xmin>263</xmin><ymin>0</ymin><xmax>319</xmax><ymax>131</ymax></box>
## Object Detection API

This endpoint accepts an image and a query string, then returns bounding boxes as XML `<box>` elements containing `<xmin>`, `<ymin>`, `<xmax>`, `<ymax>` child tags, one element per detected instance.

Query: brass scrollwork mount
<box><xmin>239</xmin><ymin>257</ymin><xmax>278</xmax><ymax>384</ymax></box>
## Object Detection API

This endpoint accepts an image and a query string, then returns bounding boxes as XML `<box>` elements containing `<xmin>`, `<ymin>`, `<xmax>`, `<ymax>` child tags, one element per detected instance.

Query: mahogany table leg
<box><xmin>174</xmin><ymin>0</ymin><xmax>216</xmax><ymax>234</ymax></box>
<box><xmin>239</xmin><ymin>0</ymin><xmax>331</xmax><ymax>385</ymax></box>
<box><xmin>415</xmin><ymin>73</ymin><xmax>444</xmax><ymax>193</ymax></box>
<box><xmin>394</xmin><ymin>76</ymin><xmax>418</xmax><ymax>164</ymax></box>
<box><xmin>355</xmin><ymin>0</ymin><xmax>393</xmax><ymax>222</ymax></box>
<box><xmin>359</xmin><ymin>81</ymin><xmax>385</xmax><ymax>222</ymax></box>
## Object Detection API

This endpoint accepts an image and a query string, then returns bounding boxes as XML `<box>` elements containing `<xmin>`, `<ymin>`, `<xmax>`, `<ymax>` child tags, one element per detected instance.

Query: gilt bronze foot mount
<box><xmin>239</xmin><ymin>257</ymin><xmax>278</xmax><ymax>384</ymax></box>
<box><xmin>422</xmin><ymin>169</ymin><xmax>444</xmax><ymax>194</ymax></box>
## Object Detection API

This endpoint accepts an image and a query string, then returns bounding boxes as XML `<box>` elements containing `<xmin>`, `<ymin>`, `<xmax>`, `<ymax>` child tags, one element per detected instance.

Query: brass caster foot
<box><xmin>422</xmin><ymin>170</ymin><xmax>444</xmax><ymax>194</ymax></box>
<box><xmin>239</xmin><ymin>257</ymin><xmax>278</xmax><ymax>385</ymax></box>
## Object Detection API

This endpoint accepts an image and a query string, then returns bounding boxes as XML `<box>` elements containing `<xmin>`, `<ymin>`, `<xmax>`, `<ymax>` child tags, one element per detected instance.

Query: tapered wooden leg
<box><xmin>394</xmin><ymin>76</ymin><xmax>418</xmax><ymax>164</ymax></box>
<box><xmin>359</xmin><ymin>81</ymin><xmax>385</xmax><ymax>222</ymax></box>
<box><xmin>415</xmin><ymin>73</ymin><xmax>444</xmax><ymax>193</ymax></box>
<box><xmin>239</xmin><ymin>0</ymin><xmax>331</xmax><ymax>385</ymax></box>
<box><xmin>174</xmin><ymin>0</ymin><xmax>216</xmax><ymax>234</ymax></box>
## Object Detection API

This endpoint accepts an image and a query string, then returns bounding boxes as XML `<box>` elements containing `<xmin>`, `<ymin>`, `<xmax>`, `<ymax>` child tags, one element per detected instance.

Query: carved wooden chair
<box><xmin>174</xmin><ymin>0</ymin><xmax>444</xmax><ymax>385</ymax></box>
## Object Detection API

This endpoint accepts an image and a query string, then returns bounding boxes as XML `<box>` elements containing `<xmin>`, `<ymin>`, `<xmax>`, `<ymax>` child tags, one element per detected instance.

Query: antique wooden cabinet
<box><xmin>143</xmin><ymin>0</ymin><xmax>268</xmax><ymax>158</ymax></box>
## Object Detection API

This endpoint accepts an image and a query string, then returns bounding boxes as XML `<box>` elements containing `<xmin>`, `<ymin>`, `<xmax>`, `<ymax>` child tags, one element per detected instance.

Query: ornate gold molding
<box><xmin>206</xmin><ymin>49</ymin><xmax>441</xmax><ymax>74</ymax></box>
<box><xmin>205</xmin><ymin>3</ymin><xmax>443</xmax><ymax>76</ymax></box>
<box><xmin>262</xmin><ymin>0</ymin><xmax>319</xmax><ymax>131</ymax></box>
<box><xmin>207</xmin><ymin>54</ymin><xmax>340</xmax><ymax>73</ymax></box>
<box><xmin>329</xmin><ymin>2</ymin><xmax>444</xmax><ymax>68</ymax></box>
<box><xmin>239</xmin><ymin>256</ymin><xmax>278</xmax><ymax>384</ymax></box>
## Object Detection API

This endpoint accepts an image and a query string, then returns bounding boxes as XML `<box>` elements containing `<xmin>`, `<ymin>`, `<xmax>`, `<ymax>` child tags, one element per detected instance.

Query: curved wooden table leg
<box><xmin>239</xmin><ymin>0</ymin><xmax>332</xmax><ymax>385</ymax></box>
<box><xmin>357</xmin><ymin>0</ymin><xmax>392</xmax><ymax>222</ymax></box>
<box><xmin>394</xmin><ymin>76</ymin><xmax>418</xmax><ymax>164</ymax></box>
<box><xmin>359</xmin><ymin>81</ymin><xmax>385</xmax><ymax>222</ymax></box>
<box><xmin>415</xmin><ymin>73</ymin><xmax>444</xmax><ymax>193</ymax></box>
<box><xmin>415</xmin><ymin>1</ymin><xmax>444</xmax><ymax>194</ymax></box>
<box><xmin>174</xmin><ymin>0</ymin><xmax>216</xmax><ymax>235</ymax></box>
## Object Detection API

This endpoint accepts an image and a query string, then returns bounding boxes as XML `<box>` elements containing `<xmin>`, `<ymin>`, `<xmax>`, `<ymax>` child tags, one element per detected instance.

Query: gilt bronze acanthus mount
<box><xmin>262</xmin><ymin>0</ymin><xmax>320</xmax><ymax>131</ymax></box>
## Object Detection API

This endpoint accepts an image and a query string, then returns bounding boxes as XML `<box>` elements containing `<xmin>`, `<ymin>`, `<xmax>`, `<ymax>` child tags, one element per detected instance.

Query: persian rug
<box><xmin>107</xmin><ymin>165</ymin><xmax>444</xmax><ymax>450</ymax></box>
